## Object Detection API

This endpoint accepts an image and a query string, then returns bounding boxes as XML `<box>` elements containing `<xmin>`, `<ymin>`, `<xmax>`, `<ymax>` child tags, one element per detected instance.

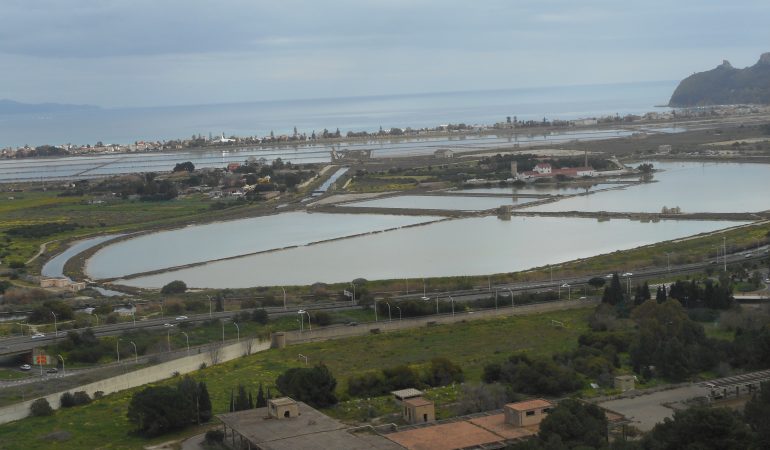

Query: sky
<box><xmin>1</xmin><ymin>0</ymin><xmax>769</xmax><ymax>108</ymax></box>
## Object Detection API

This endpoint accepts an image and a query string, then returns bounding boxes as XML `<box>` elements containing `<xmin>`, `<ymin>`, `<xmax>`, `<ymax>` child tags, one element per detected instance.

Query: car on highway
<box><xmin>19</xmin><ymin>364</ymin><xmax>31</xmax><ymax>371</ymax></box>
<box><xmin>605</xmin><ymin>274</ymin><xmax>613</xmax><ymax>279</ymax></box>
<box><xmin>744</xmin><ymin>253</ymin><xmax>752</xmax><ymax>258</ymax></box>
<box><xmin>46</xmin><ymin>368</ymin><xmax>58</xmax><ymax>374</ymax></box>
<box><xmin>622</xmin><ymin>272</ymin><xmax>633</xmax><ymax>277</ymax></box>
<box><xmin>175</xmin><ymin>316</ymin><xmax>188</xmax><ymax>320</ymax></box>
<box><xmin>163</xmin><ymin>323</ymin><xmax>175</xmax><ymax>327</ymax></box>
<box><xmin>31</xmin><ymin>333</ymin><xmax>45</xmax><ymax>339</ymax></box>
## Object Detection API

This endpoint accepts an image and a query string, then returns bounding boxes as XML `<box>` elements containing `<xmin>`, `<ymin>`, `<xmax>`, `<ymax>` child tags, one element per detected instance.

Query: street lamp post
<box><xmin>129</xmin><ymin>341</ymin><xmax>138</xmax><ymax>363</ymax></box>
<box><xmin>160</xmin><ymin>300</ymin><xmax>164</xmax><ymax>319</ymax></box>
<box><xmin>723</xmin><ymin>236</ymin><xmax>727</xmax><ymax>272</ymax></box>
<box><xmin>435</xmin><ymin>296</ymin><xmax>439</xmax><ymax>315</ymax></box>
<box><xmin>448</xmin><ymin>295</ymin><xmax>455</xmax><ymax>316</ymax></box>
<box><xmin>494</xmin><ymin>289</ymin><xmax>498</xmax><ymax>309</ymax></box>
<box><xmin>281</xmin><ymin>287</ymin><xmax>287</xmax><ymax>310</ymax></box>
<box><xmin>93</xmin><ymin>313</ymin><xmax>99</xmax><ymax>326</ymax></box>
<box><xmin>56</xmin><ymin>354</ymin><xmax>65</xmax><ymax>376</ymax></box>
<box><xmin>50</xmin><ymin>311</ymin><xmax>57</xmax><ymax>338</ymax></box>
<box><xmin>180</xmin><ymin>333</ymin><xmax>189</xmax><ymax>354</ymax></box>
<box><xmin>506</xmin><ymin>289</ymin><xmax>514</xmax><ymax>307</ymax></box>
<box><xmin>116</xmin><ymin>339</ymin><xmax>120</xmax><ymax>363</ymax></box>
<box><xmin>665</xmin><ymin>252</ymin><xmax>671</xmax><ymax>274</ymax></box>
<box><xmin>385</xmin><ymin>302</ymin><xmax>392</xmax><ymax>322</ymax></box>
<box><xmin>396</xmin><ymin>305</ymin><xmax>402</xmax><ymax>321</ymax></box>
<box><xmin>167</xmin><ymin>329</ymin><xmax>172</xmax><ymax>351</ymax></box>
<box><xmin>374</xmin><ymin>298</ymin><xmax>379</xmax><ymax>322</ymax></box>
<box><xmin>233</xmin><ymin>323</ymin><xmax>240</xmax><ymax>342</ymax></box>
<box><xmin>207</xmin><ymin>295</ymin><xmax>213</xmax><ymax>318</ymax></box>
<box><xmin>298</xmin><ymin>310</ymin><xmax>311</xmax><ymax>331</ymax></box>
<box><xmin>222</xmin><ymin>321</ymin><xmax>225</xmax><ymax>343</ymax></box>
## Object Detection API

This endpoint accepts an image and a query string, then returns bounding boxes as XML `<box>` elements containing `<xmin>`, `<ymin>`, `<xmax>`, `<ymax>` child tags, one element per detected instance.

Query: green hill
<box><xmin>669</xmin><ymin>53</ymin><xmax>770</xmax><ymax>107</ymax></box>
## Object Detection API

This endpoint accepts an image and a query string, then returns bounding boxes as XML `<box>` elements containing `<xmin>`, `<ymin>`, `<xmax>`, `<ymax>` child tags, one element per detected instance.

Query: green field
<box><xmin>0</xmin><ymin>308</ymin><xmax>590</xmax><ymax>450</ymax></box>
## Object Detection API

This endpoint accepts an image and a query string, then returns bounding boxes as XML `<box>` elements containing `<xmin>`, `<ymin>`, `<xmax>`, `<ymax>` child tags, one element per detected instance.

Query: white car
<box><xmin>31</xmin><ymin>333</ymin><xmax>45</xmax><ymax>339</ymax></box>
<box><xmin>622</xmin><ymin>272</ymin><xmax>633</xmax><ymax>277</ymax></box>
<box><xmin>19</xmin><ymin>364</ymin><xmax>31</xmax><ymax>371</ymax></box>
<box><xmin>163</xmin><ymin>323</ymin><xmax>175</xmax><ymax>327</ymax></box>
<box><xmin>175</xmin><ymin>316</ymin><xmax>188</xmax><ymax>320</ymax></box>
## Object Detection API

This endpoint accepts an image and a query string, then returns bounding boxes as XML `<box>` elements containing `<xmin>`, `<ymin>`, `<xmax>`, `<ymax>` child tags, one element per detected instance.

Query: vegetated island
<box><xmin>669</xmin><ymin>52</ymin><xmax>770</xmax><ymax>107</ymax></box>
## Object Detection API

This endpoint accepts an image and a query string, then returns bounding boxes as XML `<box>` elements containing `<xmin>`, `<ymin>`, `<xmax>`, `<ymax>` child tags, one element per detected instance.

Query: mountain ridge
<box><xmin>669</xmin><ymin>53</ymin><xmax>770</xmax><ymax>107</ymax></box>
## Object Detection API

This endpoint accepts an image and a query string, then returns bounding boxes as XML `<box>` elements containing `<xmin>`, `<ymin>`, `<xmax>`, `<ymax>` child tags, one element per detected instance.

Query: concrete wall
<box><xmin>0</xmin><ymin>339</ymin><xmax>269</xmax><ymax>425</ymax></box>
<box><xmin>284</xmin><ymin>299</ymin><xmax>598</xmax><ymax>345</ymax></box>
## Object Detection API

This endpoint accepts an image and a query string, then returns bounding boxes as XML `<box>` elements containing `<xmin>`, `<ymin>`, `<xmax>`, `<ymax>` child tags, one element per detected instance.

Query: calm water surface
<box><xmin>87</xmin><ymin>212</ymin><xmax>438</xmax><ymax>279</ymax></box>
<box><xmin>524</xmin><ymin>161</ymin><xmax>770</xmax><ymax>213</ymax></box>
<box><xmin>119</xmin><ymin>216</ymin><xmax>741</xmax><ymax>288</ymax></box>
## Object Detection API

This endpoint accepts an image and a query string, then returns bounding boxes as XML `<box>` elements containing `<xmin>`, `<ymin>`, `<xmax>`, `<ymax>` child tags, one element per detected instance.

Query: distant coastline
<box><xmin>0</xmin><ymin>80</ymin><xmax>678</xmax><ymax>149</ymax></box>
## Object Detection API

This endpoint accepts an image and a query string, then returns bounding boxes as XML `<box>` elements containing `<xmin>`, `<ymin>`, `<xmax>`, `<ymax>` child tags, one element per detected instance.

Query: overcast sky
<box><xmin>1</xmin><ymin>0</ymin><xmax>769</xmax><ymax>108</ymax></box>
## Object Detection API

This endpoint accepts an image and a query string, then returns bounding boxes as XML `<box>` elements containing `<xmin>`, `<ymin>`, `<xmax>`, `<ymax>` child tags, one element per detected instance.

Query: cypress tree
<box><xmin>248</xmin><ymin>391</ymin><xmax>254</xmax><ymax>409</ymax></box>
<box><xmin>256</xmin><ymin>383</ymin><xmax>267</xmax><ymax>408</ymax></box>
<box><xmin>198</xmin><ymin>382</ymin><xmax>212</xmax><ymax>423</ymax></box>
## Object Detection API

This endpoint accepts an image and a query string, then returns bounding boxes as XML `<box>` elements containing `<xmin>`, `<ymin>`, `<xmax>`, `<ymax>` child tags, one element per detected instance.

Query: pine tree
<box><xmin>248</xmin><ymin>391</ymin><xmax>254</xmax><ymax>409</ymax></box>
<box><xmin>229</xmin><ymin>389</ymin><xmax>234</xmax><ymax>412</ymax></box>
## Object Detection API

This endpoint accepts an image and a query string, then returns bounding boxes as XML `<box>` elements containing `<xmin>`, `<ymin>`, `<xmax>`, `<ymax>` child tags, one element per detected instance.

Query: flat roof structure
<box><xmin>392</xmin><ymin>388</ymin><xmax>424</xmax><ymax>400</ymax></box>
<box><xmin>217</xmin><ymin>402</ymin><xmax>401</xmax><ymax>450</ymax></box>
<box><xmin>387</xmin><ymin>421</ymin><xmax>503</xmax><ymax>450</ymax></box>
<box><xmin>468</xmin><ymin>415</ymin><xmax>537</xmax><ymax>441</ymax></box>
<box><xmin>506</xmin><ymin>399</ymin><xmax>552</xmax><ymax>411</ymax></box>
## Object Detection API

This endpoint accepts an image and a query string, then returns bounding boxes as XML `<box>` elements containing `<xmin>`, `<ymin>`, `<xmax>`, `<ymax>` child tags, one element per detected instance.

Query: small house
<box><xmin>504</xmin><ymin>399</ymin><xmax>553</xmax><ymax>427</ymax></box>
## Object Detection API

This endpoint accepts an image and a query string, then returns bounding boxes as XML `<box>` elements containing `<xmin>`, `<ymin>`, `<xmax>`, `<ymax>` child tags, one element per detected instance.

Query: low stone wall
<box><xmin>0</xmin><ymin>339</ymin><xmax>269</xmax><ymax>425</ymax></box>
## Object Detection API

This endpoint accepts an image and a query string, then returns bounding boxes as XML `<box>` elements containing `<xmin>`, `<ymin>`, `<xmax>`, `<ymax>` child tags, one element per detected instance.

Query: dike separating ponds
<box><xmin>0</xmin><ymin>298</ymin><xmax>596</xmax><ymax>425</ymax></box>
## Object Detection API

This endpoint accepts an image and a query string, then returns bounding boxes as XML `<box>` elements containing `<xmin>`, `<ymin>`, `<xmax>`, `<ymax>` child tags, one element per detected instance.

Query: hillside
<box><xmin>669</xmin><ymin>53</ymin><xmax>770</xmax><ymax>107</ymax></box>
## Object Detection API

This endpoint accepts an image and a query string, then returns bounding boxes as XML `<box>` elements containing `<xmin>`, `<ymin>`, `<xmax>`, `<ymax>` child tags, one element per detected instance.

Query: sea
<box><xmin>0</xmin><ymin>80</ymin><xmax>677</xmax><ymax>148</ymax></box>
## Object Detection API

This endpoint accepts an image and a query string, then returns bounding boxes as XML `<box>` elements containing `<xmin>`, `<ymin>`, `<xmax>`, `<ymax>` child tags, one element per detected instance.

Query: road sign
<box><xmin>36</xmin><ymin>354</ymin><xmax>48</xmax><ymax>365</ymax></box>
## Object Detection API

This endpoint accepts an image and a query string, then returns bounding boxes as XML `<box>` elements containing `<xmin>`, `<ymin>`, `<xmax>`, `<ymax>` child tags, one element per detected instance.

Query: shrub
<box><xmin>60</xmin><ymin>392</ymin><xmax>75</xmax><ymax>408</ymax></box>
<box><xmin>73</xmin><ymin>391</ymin><xmax>91</xmax><ymax>406</ymax></box>
<box><xmin>30</xmin><ymin>398</ymin><xmax>54</xmax><ymax>417</ymax></box>
<box><xmin>205</xmin><ymin>429</ymin><xmax>224</xmax><ymax>443</ymax></box>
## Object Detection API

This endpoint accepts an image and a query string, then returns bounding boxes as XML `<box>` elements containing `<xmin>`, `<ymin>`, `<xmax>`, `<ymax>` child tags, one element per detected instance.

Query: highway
<box><xmin>1</xmin><ymin>245</ymin><xmax>767</xmax><ymax>356</ymax></box>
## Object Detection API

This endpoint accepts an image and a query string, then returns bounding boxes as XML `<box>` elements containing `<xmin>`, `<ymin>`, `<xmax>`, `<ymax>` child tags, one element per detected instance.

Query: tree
<box><xmin>127</xmin><ymin>385</ymin><xmax>194</xmax><ymax>436</ymax></box>
<box><xmin>256</xmin><ymin>383</ymin><xmax>267</xmax><ymax>408</ymax></box>
<box><xmin>744</xmin><ymin>381</ymin><xmax>770</xmax><ymax>448</ymax></box>
<box><xmin>641</xmin><ymin>407</ymin><xmax>752</xmax><ymax>450</ymax></box>
<box><xmin>30</xmin><ymin>398</ymin><xmax>54</xmax><ymax>417</ymax></box>
<box><xmin>537</xmin><ymin>399</ymin><xmax>608</xmax><ymax>449</ymax></box>
<box><xmin>160</xmin><ymin>280</ymin><xmax>187</xmax><ymax>295</ymax></box>
<box><xmin>602</xmin><ymin>274</ymin><xmax>624</xmax><ymax>306</ymax></box>
<box><xmin>588</xmin><ymin>277</ymin><xmax>606</xmax><ymax>290</ymax></box>
<box><xmin>628</xmin><ymin>300</ymin><xmax>710</xmax><ymax>380</ymax></box>
<box><xmin>198</xmin><ymin>382</ymin><xmax>212</xmax><ymax>423</ymax></box>
<box><xmin>276</xmin><ymin>364</ymin><xmax>337</xmax><ymax>407</ymax></box>
<box><xmin>252</xmin><ymin>308</ymin><xmax>269</xmax><ymax>324</ymax></box>
<box><xmin>423</xmin><ymin>357</ymin><xmax>464</xmax><ymax>387</ymax></box>
<box><xmin>173</xmin><ymin>161</ymin><xmax>195</xmax><ymax>172</ymax></box>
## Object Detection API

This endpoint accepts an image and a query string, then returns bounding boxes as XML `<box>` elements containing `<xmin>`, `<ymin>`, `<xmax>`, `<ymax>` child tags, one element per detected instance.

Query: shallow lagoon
<box><xmin>87</xmin><ymin>212</ymin><xmax>438</xmax><ymax>279</ymax></box>
<box><xmin>119</xmin><ymin>216</ymin><xmax>742</xmax><ymax>288</ymax></box>
<box><xmin>524</xmin><ymin>161</ymin><xmax>770</xmax><ymax>213</ymax></box>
